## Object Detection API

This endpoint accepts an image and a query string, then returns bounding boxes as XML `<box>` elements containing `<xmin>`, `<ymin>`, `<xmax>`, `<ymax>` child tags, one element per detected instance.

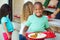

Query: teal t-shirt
<box><xmin>25</xmin><ymin>14</ymin><xmax>49</xmax><ymax>32</ymax></box>
<box><xmin>0</xmin><ymin>19</ymin><xmax>1</xmax><ymax>24</ymax></box>
<box><xmin>1</xmin><ymin>16</ymin><xmax>14</xmax><ymax>32</ymax></box>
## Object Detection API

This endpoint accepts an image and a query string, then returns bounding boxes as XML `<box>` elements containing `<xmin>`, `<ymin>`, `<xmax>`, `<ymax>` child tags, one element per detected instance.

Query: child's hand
<box><xmin>8</xmin><ymin>34</ymin><xmax>11</xmax><ymax>40</ymax></box>
<box><xmin>23</xmin><ymin>32</ymin><xmax>26</xmax><ymax>36</ymax></box>
<box><xmin>6</xmin><ymin>32</ymin><xmax>11</xmax><ymax>40</ymax></box>
<box><xmin>51</xmin><ymin>14</ymin><xmax>56</xmax><ymax>19</ymax></box>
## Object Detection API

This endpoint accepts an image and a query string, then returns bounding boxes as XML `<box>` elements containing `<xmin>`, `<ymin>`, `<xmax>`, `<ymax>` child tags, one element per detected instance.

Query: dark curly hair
<box><xmin>34</xmin><ymin>2</ymin><xmax>43</xmax><ymax>9</ymax></box>
<box><xmin>0</xmin><ymin>4</ymin><xmax>11</xmax><ymax>19</ymax></box>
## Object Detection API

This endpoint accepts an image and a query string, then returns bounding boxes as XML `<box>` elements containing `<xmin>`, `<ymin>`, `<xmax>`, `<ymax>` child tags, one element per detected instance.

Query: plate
<box><xmin>28</xmin><ymin>33</ymin><xmax>46</xmax><ymax>39</ymax></box>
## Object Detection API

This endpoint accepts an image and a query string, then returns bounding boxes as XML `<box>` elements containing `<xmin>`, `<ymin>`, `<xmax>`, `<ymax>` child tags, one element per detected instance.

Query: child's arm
<box><xmin>23</xmin><ymin>26</ymin><xmax>29</xmax><ymax>36</ymax></box>
<box><xmin>22</xmin><ymin>16</ymin><xmax>31</xmax><ymax>36</ymax></box>
<box><xmin>51</xmin><ymin>8</ymin><xmax>60</xmax><ymax>18</ymax></box>
<box><xmin>3</xmin><ymin>23</ymin><xmax>11</xmax><ymax>39</ymax></box>
<box><xmin>45</xmin><ymin>17</ymin><xmax>52</xmax><ymax>32</ymax></box>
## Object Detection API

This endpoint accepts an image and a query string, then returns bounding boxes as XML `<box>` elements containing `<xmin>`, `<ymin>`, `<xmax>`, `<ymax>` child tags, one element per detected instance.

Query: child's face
<box><xmin>34</xmin><ymin>4</ymin><xmax>43</xmax><ymax>17</ymax></box>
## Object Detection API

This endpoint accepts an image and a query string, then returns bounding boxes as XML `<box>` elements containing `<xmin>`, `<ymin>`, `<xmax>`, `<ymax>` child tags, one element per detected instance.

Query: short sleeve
<box><xmin>45</xmin><ymin>17</ymin><xmax>49</xmax><ymax>29</ymax></box>
<box><xmin>1</xmin><ymin>17</ymin><xmax>7</xmax><ymax>23</ymax></box>
<box><xmin>25</xmin><ymin>16</ymin><xmax>31</xmax><ymax>27</ymax></box>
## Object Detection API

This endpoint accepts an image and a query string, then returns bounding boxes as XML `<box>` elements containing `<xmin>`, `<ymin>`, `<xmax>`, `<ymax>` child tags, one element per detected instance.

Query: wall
<box><xmin>24</xmin><ymin>0</ymin><xmax>35</xmax><ymax>4</ymax></box>
<box><xmin>48</xmin><ymin>0</ymin><xmax>58</xmax><ymax>7</ymax></box>
<box><xmin>35</xmin><ymin>0</ymin><xmax>45</xmax><ymax>4</ymax></box>
<box><xmin>12</xmin><ymin>0</ymin><xmax>24</xmax><ymax>23</ymax></box>
<box><xmin>0</xmin><ymin>0</ymin><xmax>8</xmax><ymax>8</ymax></box>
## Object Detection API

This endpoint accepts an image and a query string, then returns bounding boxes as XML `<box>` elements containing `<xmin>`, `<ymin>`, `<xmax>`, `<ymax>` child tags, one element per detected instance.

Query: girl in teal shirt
<box><xmin>0</xmin><ymin>4</ymin><xmax>14</xmax><ymax>40</ymax></box>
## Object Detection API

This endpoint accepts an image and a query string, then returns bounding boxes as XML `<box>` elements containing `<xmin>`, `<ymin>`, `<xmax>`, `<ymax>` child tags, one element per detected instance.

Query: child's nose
<box><xmin>37</xmin><ymin>10</ymin><xmax>41</xmax><ymax>12</ymax></box>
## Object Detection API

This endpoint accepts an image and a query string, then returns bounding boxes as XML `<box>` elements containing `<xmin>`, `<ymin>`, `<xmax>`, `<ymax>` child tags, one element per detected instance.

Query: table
<box><xmin>44</xmin><ymin>8</ymin><xmax>56</xmax><ymax>12</ymax></box>
<box><xmin>49</xmin><ymin>19</ymin><xmax>60</xmax><ymax>27</ymax></box>
<box><xmin>49</xmin><ymin>19</ymin><xmax>60</xmax><ymax>33</ymax></box>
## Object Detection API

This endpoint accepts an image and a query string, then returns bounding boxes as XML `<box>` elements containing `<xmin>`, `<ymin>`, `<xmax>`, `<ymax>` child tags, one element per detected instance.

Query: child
<box><xmin>27</xmin><ymin>1</ymin><xmax>33</xmax><ymax>15</ymax></box>
<box><xmin>0</xmin><ymin>4</ymin><xmax>14</xmax><ymax>40</ymax></box>
<box><xmin>21</xmin><ymin>1</ymin><xmax>33</xmax><ymax>22</ymax></box>
<box><xmin>19</xmin><ymin>1</ymin><xmax>33</xmax><ymax>40</ymax></box>
<box><xmin>23</xmin><ymin>2</ymin><xmax>51</xmax><ymax>36</ymax></box>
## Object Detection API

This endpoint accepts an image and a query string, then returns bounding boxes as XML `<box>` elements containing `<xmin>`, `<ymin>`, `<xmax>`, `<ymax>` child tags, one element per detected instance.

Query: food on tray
<box><xmin>28</xmin><ymin>33</ymin><xmax>46</xmax><ymax>38</ymax></box>
<box><xmin>30</xmin><ymin>33</ymin><xmax>37</xmax><ymax>38</ymax></box>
